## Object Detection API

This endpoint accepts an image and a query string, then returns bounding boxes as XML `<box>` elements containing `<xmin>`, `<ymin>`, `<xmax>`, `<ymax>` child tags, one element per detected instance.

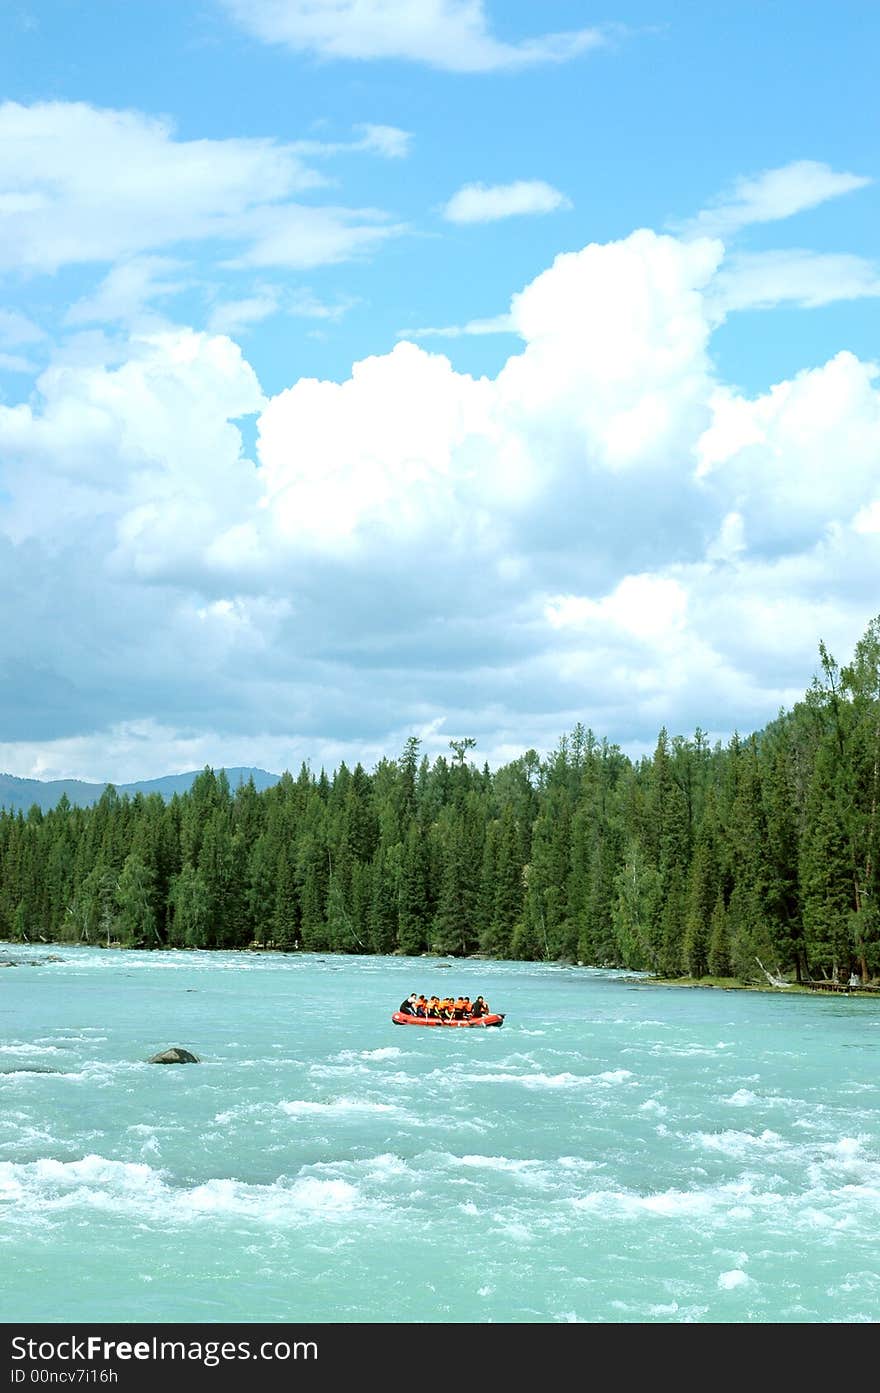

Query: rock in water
<box><xmin>148</xmin><ymin>1047</ymin><xmax>200</xmax><ymax>1064</ymax></box>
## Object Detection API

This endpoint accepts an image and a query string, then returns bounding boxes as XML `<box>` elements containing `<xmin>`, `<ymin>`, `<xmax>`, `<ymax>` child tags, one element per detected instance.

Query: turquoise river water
<box><xmin>1</xmin><ymin>945</ymin><xmax>879</xmax><ymax>1323</ymax></box>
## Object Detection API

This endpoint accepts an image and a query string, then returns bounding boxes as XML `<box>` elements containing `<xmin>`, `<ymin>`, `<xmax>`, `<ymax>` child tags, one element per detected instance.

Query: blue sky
<box><xmin>0</xmin><ymin>1</ymin><xmax>878</xmax><ymax>781</ymax></box>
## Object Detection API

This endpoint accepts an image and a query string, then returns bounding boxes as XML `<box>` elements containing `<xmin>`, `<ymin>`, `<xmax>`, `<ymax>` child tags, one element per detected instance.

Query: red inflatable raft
<box><xmin>392</xmin><ymin>1011</ymin><xmax>504</xmax><ymax>1028</ymax></box>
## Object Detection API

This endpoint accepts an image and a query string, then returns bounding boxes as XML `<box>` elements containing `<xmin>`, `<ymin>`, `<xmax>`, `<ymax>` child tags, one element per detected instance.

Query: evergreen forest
<box><xmin>2</xmin><ymin>619</ymin><xmax>879</xmax><ymax>985</ymax></box>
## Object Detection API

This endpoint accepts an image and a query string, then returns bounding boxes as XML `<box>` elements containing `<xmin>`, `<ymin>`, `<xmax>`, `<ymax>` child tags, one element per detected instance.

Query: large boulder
<box><xmin>148</xmin><ymin>1047</ymin><xmax>200</xmax><ymax>1064</ymax></box>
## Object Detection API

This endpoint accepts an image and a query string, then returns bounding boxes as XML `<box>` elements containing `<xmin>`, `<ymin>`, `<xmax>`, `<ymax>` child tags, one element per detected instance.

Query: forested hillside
<box><xmin>2</xmin><ymin>620</ymin><xmax>878</xmax><ymax>984</ymax></box>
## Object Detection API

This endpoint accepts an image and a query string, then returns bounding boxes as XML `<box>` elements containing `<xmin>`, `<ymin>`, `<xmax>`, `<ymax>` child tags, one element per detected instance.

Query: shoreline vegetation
<box><xmin>2</xmin><ymin>617</ymin><xmax>880</xmax><ymax>997</ymax></box>
<box><xmin>651</xmin><ymin>974</ymin><xmax>880</xmax><ymax>996</ymax></box>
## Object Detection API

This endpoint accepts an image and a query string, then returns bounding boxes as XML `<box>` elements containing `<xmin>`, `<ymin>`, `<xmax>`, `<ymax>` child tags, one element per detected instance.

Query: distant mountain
<box><xmin>0</xmin><ymin>768</ymin><xmax>281</xmax><ymax>814</ymax></box>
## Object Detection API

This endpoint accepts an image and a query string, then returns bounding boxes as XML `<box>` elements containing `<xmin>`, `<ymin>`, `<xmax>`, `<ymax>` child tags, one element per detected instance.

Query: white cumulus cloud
<box><xmin>443</xmin><ymin>180</ymin><xmax>571</xmax><ymax>224</ymax></box>
<box><xmin>227</xmin><ymin>201</ymin><xmax>405</xmax><ymax>269</ymax></box>
<box><xmin>0</xmin><ymin>329</ymin><xmax>264</xmax><ymax>565</ymax></box>
<box><xmin>0</xmin><ymin>102</ymin><xmax>406</xmax><ymax>275</ymax></box>
<box><xmin>256</xmin><ymin>339</ymin><xmax>501</xmax><ymax>550</ymax></box>
<box><xmin>291</xmin><ymin>122</ymin><xmax>412</xmax><ymax>159</ymax></box>
<box><xmin>696</xmin><ymin>351</ymin><xmax>880</xmax><ymax>552</ymax></box>
<box><xmin>352</xmin><ymin>123</ymin><xmax>412</xmax><ymax>159</ymax></box>
<box><xmin>398</xmin><ymin>313</ymin><xmax>515</xmax><ymax>340</ymax></box>
<box><xmin>682</xmin><ymin>159</ymin><xmax>871</xmax><ymax>239</ymax></box>
<box><xmin>207</xmin><ymin>289</ymin><xmax>282</xmax><ymax>336</ymax></box>
<box><xmin>711</xmin><ymin>249</ymin><xmax>880</xmax><ymax>315</ymax></box>
<box><xmin>222</xmin><ymin>0</ymin><xmax>605</xmax><ymax>73</ymax></box>
<box><xmin>546</xmin><ymin>576</ymin><xmax>689</xmax><ymax>643</ymax></box>
<box><xmin>208</xmin><ymin>285</ymin><xmax>358</xmax><ymax>337</ymax></box>
<box><xmin>2</xmin><ymin>223</ymin><xmax>880</xmax><ymax>778</ymax></box>
<box><xmin>65</xmin><ymin>257</ymin><xmax>189</xmax><ymax>326</ymax></box>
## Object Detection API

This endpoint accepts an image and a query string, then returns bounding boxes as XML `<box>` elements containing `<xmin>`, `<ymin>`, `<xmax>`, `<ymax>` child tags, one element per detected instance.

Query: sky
<box><xmin>0</xmin><ymin>0</ymin><xmax>878</xmax><ymax>783</ymax></box>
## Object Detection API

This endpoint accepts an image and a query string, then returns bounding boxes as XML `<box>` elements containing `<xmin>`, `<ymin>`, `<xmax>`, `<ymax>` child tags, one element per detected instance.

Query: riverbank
<box><xmin>652</xmin><ymin>973</ymin><xmax>880</xmax><ymax>998</ymax></box>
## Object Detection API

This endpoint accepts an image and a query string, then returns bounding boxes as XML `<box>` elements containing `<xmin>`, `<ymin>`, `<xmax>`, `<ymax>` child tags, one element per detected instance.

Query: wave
<box><xmin>0</xmin><ymin>1153</ymin><xmax>364</xmax><ymax>1227</ymax></box>
<box><xmin>278</xmin><ymin>1097</ymin><xmax>409</xmax><ymax>1119</ymax></box>
<box><xmin>568</xmin><ymin>1150</ymin><xmax>880</xmax><ymax>1234</ymax></box>
<box><xmin>695</xmin><ymin>1128</ymin><xmax>784</xmax><ymax>1158</ymax></box>
<box><xmin>333</xmin><ymin>1046</ymin><xmax>405</xmax><ymax>1062</ymax></box>
<box><xmin>718</xmin><ymin>1269</ymin><xmax>750</xmax><ymax>1289</ymax></box>
<box><xmin>33</xmin><ymin>1036</ymin><xmax>108</xmax><ymax>1045</ymax></box>
<box><xmin>725</xmin><ymin>1089</ymin><xmax>760</xmax><ymax>1107</ymax></box>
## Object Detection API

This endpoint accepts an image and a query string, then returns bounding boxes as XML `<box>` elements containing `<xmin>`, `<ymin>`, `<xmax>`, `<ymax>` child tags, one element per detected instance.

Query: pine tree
<box><xmin>762</xmin><ymin>739</ymin><xmax>805</xmax><ymax>979</ymax></box>
<box><xmin>274</xmin><ymin>849</ymin><xmax>299</xmax><ymax>949</ymax></box>
<box><xmin>707</xmin><ymin>893</ymin><xmax>731</xmax><ymax>977</ymax></box>
<box><xmin>683</xmin><ymin>789</ymin><xmax>720</xmax><ymax>978</ymax></box>
<box><xmin>611</xmin><ymin>841</ymin><xmax>661</xmax><ymax>970</ymax></box>
<box><xmin>524</xmin><ymin>783</ymin><xmax>572</xmax><ymax>959</ymax></box>
<box><xmin>725</xmin><ymin>737</ymin><xmax>774</xmax><ymax>981</ymax></box>
<box><xmin>369</xmin><ymin>845</ymin><xmax>400</xmax><ymax>954</ymax></box>
<box><xmin>483</xmin><ymin>803</ymin><xmax>523</xmax><ymax>958</ymax></box>
<box><xmin>585</xmin><ymin>822</ymin><xmax>624</xmax><ymax>965</ymax></box>
<box><xmin>170</xmin><ymin>864</ymin><xmax>211</xmax><ymax>948</ymax></box>
<box><xmin>12</xmin><ymin>899</ymin><xmax>29</xmax><ymax>942</ymax></box>
<box><xmin>398</xmin><ymin>822</ymin><xmax>430</xmax><ymax>954</ymax></box>
<box><xmin>116</xmin><ymin>853</ymin><xmax>157</xmax><ymax>946</ymax></box>
<box><xmin>432</xmin><ymin>798</ymin><xmax>483</xmax><ymax>956</ymax></box>
<box><xmin>800</xmin><ymin>742</ymin><xmax>854</xmax><ymax>978</ymax></box>
<box><xmin>840</xmin><ymin>618</ymin><xmax>880</xmax><ymax>978</ymax></box>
